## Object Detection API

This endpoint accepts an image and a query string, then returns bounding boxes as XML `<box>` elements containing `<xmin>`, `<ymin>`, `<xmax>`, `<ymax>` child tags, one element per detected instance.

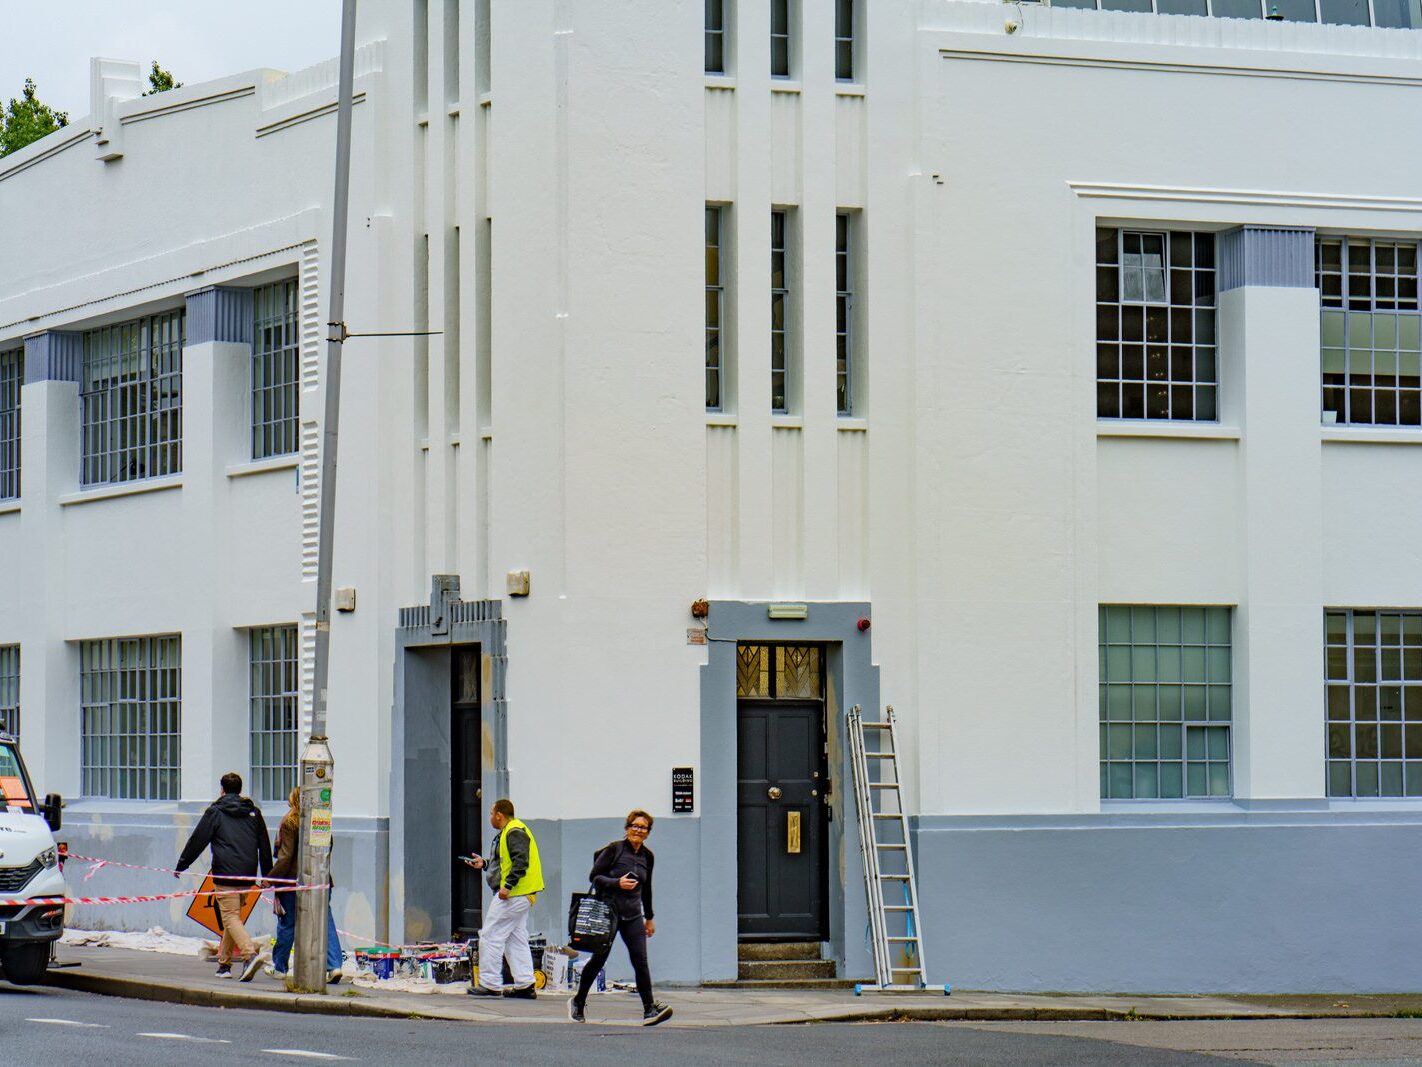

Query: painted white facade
<box><xmin>2</xmin><ymin>0</ymin><xmax>1421</xmax><ymax>990</ymax></box>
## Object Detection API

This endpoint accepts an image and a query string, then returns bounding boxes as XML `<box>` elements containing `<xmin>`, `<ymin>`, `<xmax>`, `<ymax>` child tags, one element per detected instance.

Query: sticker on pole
<box><xmin>309</xmin><ymin>806</ymin><xmax>333</xmax><ymax>849</ymax></box>
<box><xmin>185</xmin><ymin>875</ymin><xmax>260</xmax><ymax>937</ymax></box>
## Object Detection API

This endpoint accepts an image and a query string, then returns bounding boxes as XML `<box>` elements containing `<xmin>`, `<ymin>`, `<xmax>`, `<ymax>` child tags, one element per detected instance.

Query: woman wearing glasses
<box><xmin>567</xmin><ymin>809</ymin><xmax>672</xmax><ymax>1026</ymax></box>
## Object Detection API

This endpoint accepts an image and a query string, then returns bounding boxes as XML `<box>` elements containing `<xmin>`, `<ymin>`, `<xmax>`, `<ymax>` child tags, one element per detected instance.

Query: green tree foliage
<box><xmin>144</xmin><ymin>62</ymin><xmax>182</xmax><ymax>96</ymax></box>
<box><xmin>0</xmin><ymin>78</ymin><xmax>68</xmax><ymax>158</ymax></box>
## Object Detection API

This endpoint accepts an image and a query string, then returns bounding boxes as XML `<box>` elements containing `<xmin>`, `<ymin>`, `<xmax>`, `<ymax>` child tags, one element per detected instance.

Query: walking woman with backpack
<box><xmin>567</xmin><ymin>809</ymin><xmax>672</xmax><ymax>1026</ymax></box>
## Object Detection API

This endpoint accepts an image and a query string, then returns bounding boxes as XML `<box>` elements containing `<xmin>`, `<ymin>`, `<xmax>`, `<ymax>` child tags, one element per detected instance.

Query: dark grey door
<box><xmin>451</xmin><ymin>645</ymin><xmax>482</xmax><ymax>938</ymax></box>
<box><xmin>737</xmin><ymin>699</ymin><xmax>828</xmax><ymax>940</ymax></box>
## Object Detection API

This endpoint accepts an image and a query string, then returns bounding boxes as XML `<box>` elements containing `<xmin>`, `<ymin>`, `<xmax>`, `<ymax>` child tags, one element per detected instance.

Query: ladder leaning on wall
<box><xmin>847</xmin><ymin>704</ymin><xmax>948</xmax><ymax>995</ymax></box>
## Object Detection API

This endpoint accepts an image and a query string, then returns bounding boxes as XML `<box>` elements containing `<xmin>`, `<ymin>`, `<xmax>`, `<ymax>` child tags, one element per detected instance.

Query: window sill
<box><xmin>705</xmin><ymin>413</ymin><xmax>738</xmax><ymax>428</ymax></box>
<box><xmin>835</xmin><ymin>82</ymin><xmax>866</xmax><ymax>98</ymax></box>
<box><xmin>770</xmin><ymin>414</ymin><xmax>804</xmax><ymax>430</ymax></box>
<box><xmin>0</xmin><ymin>500</ymin><xmax>18</xmax><ymax>516</ymax></box>
<box><xmin>770</xmin><ymin>79</ymin><xmax>802</xmax><ymax>95</ymax></box>
<box><xmin>1321</xmin><ymin>426</ymin><xmax>1422</xmax><ymax>445</ymax></box>
<box><xmin>705</xmin><ymin>75</ymin><xmax>736</xmax><ymax>91</ymax></box>
<box><xmin>1097</xmin><ymin>420</ymin><xmax>1241</xmax><ymax>442</ymax></box>
<box><xmin>226</xmin><ymin>455</ymin><xmax>299</xmax><ymax>480</ymax></box>
<box><xmin>59</xmin><ymin>475</ymin><xmax>182</xmax><ymax>507</ymax></box>
<box><xmin>837</xmin><ymin>417</ymin><xmax>868</xmax><ymax>432</ymax></box>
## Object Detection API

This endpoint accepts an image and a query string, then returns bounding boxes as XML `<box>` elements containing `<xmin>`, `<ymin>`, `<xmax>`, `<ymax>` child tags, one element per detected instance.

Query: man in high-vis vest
<box><xmin>464</xmin><ymin>797</ymin><xmax>544</xmax><ymax>998</ymax></box>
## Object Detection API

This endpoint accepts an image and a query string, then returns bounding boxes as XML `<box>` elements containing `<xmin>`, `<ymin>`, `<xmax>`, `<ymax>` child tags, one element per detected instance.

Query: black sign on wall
<box><xmin>671</xmin><ymin>767</ymin><xmax>694</xmax><ymax>813</ymax></box>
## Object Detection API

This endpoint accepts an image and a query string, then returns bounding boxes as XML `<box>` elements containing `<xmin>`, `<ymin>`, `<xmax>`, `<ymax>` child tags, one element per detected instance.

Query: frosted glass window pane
<box><xmin>1159</xmin><ymin>763</ymin><xmax>1183</xmax><ymax>798</ymax></box>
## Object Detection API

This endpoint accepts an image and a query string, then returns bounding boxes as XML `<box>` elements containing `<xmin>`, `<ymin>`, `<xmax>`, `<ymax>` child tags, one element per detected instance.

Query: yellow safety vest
<box><xmin>497</xmin><ymin>817</ymin><xmax>544</xmax><ymax>898</ymax></box>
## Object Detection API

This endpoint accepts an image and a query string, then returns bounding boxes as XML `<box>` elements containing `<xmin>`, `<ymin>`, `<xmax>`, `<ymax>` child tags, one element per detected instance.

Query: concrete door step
<box><xmin>705</xmin><ymin>978</ymin><xmax>862</xmax><ymax>990</ymax></box>
<box><xmin>738</xmin><ymin>959</ymin><xmax>838</xmax><ymax>981</ymax></box>
<box><xmin>737</xmin><ymin>941</ymin><xmax>823</xmax><ymax>962</ymax></box>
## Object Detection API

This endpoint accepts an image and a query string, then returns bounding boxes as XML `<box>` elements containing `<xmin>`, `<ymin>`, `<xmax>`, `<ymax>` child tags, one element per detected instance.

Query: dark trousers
<box><xmin>575</xmin><ymin>915</ymin><xmax>653</xmax><ymax>1010</ymax></box>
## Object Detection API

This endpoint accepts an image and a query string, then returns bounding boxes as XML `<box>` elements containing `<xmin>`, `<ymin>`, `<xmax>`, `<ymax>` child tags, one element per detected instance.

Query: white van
<box><xmin>0</xmin><ymin>732</ymin><xmax>65</xmax><ymax>984</ymax></box>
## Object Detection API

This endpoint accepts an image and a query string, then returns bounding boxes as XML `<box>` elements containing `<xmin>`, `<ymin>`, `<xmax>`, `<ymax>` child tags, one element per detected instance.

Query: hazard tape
<box><xmin>1</xmin><ymin>883</ymin><xmax>330</xmax><ymax>909</ymax></box>
<box><xmin>61</xmin><ymin>853</ymin><xmax>298</xmax><ymax>885</ymax></box>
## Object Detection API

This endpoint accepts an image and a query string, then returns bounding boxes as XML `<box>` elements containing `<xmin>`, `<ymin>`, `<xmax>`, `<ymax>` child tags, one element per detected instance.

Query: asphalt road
<box><xmin>5</xmin><ymin>985</ymin><xmax>1422</xmax><ymax>1066</ymax></box>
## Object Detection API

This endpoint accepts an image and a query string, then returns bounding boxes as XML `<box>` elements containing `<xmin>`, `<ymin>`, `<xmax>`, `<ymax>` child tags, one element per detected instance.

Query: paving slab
<box><xmin>38</xmin><ymin>945</ymin><xmax>1422</xmax><ymax>1027</ymax></box>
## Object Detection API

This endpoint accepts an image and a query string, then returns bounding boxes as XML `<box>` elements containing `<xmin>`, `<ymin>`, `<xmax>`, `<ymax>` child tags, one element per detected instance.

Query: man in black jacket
<box><xmin>177</xmin><ymin>772</ymin><xmax>273</xmax><ymax>981</ymax></box>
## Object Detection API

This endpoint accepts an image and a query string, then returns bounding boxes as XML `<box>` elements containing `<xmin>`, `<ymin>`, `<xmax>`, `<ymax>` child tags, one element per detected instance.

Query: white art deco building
<box><xmin>2</xmin><ymin>0</ymin><xmax>1421</xmax><ymax>991</ymax></box>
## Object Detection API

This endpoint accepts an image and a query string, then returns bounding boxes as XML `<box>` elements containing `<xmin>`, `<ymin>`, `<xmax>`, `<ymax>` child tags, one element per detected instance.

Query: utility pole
<box><xmin>290</xmin><ymin>0</ymin><xmax>357</xmax><ymax>994</ymax></box>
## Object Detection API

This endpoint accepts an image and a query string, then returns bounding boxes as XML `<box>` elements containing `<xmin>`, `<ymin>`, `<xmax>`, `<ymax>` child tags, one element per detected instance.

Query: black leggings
<box><xmin>575</xmin><ymin>915</ymin><xmax>653</xmax><ymax>1010</ymax></box>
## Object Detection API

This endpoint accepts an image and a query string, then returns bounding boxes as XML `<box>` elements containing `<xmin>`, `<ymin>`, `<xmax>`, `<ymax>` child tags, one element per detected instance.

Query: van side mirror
<box><xmin>42</xmin><ymin>793</ymin><xmax>62</xmax><ymax>832</ymax></box>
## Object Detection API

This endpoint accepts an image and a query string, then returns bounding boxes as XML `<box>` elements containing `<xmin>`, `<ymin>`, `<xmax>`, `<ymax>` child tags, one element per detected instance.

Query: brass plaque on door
<box><xmin>786</xmin><ymin>811</ymin><xmax>801</xmax><ymax>854</ymax></box>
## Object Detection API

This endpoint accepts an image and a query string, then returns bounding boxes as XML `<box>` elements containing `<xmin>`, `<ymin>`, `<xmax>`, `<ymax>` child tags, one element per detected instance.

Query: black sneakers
<box><xmin>642</xmin><ymin>1002</ymin><xmax>673</xmax><ymax>1026</ymax></box>
<box><xmin>215</xmin><ymin>963</ymin><xmax>233</xmax><ymax>979</ymax></box>
<box><xmin>567</xmin><ymin>998</ymin><xmax>586</xmax><ymax>1023</ymax></box>
<box><xmin>466</xmin><ymin>984</ymin><xmax>502</xmax><ymax>997</ymax></box>
<box><xmin>504</xmin><ymin>984</ymin><xmax>537</xmax><ymax>1000</ymax></box>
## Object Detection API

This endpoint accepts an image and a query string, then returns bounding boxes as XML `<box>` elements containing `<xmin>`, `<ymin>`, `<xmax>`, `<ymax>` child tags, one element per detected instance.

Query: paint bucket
<box><xmin>366</xmin><ymin>951</ymin><xmax>399</xmax><ymax>980</ymax></box>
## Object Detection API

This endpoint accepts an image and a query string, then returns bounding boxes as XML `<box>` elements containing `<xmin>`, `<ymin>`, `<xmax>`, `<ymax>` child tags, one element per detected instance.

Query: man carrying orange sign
<box><xmin>176</xmin><ymin>772</ymin><xmax>273</xmax><ymax>981</ymax></box>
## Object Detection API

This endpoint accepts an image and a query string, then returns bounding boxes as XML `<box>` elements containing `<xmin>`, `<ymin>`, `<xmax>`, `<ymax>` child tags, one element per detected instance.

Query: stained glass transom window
<box><xmin>736</xmin><ymin>644</ymin><xmax>822</xmax><ymax>700</ymax></box>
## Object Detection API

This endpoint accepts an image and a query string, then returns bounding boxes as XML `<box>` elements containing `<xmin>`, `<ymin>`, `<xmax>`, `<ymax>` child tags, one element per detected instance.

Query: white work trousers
<box><xmin>478</xmin><ymin>894</ymin><xmax>534</xmax><ymax>990</ymax></box>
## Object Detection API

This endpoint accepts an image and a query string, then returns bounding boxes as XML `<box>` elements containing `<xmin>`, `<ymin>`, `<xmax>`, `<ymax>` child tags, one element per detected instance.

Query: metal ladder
<box><xmin>847</xmin><ymin>704</ymin><xmax>945</xmax><ymax>994</ymax></box>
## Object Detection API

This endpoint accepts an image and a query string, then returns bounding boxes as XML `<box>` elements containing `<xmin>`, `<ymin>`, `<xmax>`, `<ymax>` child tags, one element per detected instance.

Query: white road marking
<box><xmin>261</xmin><ymin>1052</ymin><xmax>354</xmax><ymax>1062</ymax></box>
<box><xmin>137</xmin><ymin>1032</ymin><xmax>232</xmax><ymax>1043</ymax></box>
<box><xmin>25</xmin><ymin>1018</ymin><xmax>108</xmax><ymax>1028</ymax></box>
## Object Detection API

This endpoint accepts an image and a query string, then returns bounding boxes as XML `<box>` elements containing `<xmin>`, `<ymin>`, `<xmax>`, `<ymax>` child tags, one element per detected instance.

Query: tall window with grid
<box><xmin>1317</xmin><ymin>237</ymin><xmax>1420</xmax><ymax>428</ymax></box>
<box><xmin>1325</xmin><ymin>610</ymin><xmax>1422</xmax><ymax>798</ymax></box>
<box><xmin>0</xmin><ymin>646</ymin><xmax>17</xmax><ymax>737</ymax></box>
<box><xmin>80</xmin><ymin>635</ymin><xmax>181</xmax><ymax>800</ymax></box>
<box><xmin>250</xmin><ymin>626</ymin><xmax>300</xmax><ymax>803</ymax></box>
<box><xmin>1047</xmin><ymin>0</ymin><xmax>1416</xmax><ymax>28</ymax></box>
<box><xmin>835</xmin><ymin>0</ymin><xmax>855</xmax><ymax>80</ymax></box>
<box><xmin>1100</xmin><ymin>605</ymin><xmax>1233</xmax><ymax>799</ymax></box>
<box><xmin>252</xmin><ymin>280</ymin><xmax>301</xmax><ymax>459</ymax></box>
<box><xmin>1096</xmin><ymin>229</ymin><xmax>1217</xmax><ymax>421</ymax></box>
<box><xmin>836</xmin><ymin>212</ymin><xmax>853</xmax><ymax>415</ymax></box>
<box><xmin>706</xmin><ymin>206</ymin><xmax>725</xmax><ymax>411</ymax></box>
<box><xmin>81</xmin><ymin>310</ymin><xmax>185</xmax><ymax>486</ymax></box>
<box><xmin>0</xmin><ymin>348</ymin><xmax>20</xmax><ymax>501</ymax></box>
<box><xmin>706</xmin><ymin>0</ymin><xmax>726</xmax><ymax>73</ymax></box>
<box><xmin>771</xmin><ymin>210</ymin><xmax>790</xmax><ymax>413</ymax></box>
<box><xmin>771</xmin><ymin>0</ymin><xmax>791</xmax><ymax>76</ymax></box>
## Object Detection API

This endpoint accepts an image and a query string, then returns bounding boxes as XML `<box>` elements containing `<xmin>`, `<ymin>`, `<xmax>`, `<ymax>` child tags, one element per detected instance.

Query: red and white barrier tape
<box><xmin>2</xmin><ymin>883</ymin><xmax>330</xmax><ymax>909</ymax></box>
<box><xmin>62</xmin><ymin>852</ymin><xmax>298</xmax><ymax>885</ymax></box>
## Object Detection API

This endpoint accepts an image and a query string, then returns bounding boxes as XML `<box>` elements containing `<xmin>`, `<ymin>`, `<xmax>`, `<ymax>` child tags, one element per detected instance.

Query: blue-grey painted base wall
<box><xmin>56</xmin><ymin>805</ymin><xmax>387</xmax><ymax>948</ymax></box>
<box><xmin>913</xmin><ymin>809</ymin><xmax>1422</xmax><ymax>993</ymax></box>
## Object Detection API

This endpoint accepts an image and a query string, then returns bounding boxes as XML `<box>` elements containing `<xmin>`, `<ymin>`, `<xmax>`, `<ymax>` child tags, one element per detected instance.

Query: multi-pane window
<box><xmin>1049</xmin><ymin>0</ymin><xmax>1417</xmax><ymax>26</ymax></box>
<box><xmin>836</xmin><ymin>213</ymin><xmax>853</xmax><ymax>415</ymax></box>
<box><xmin>1100</xmin><ymin>605</ymin><xmax>1233</xmax><ymax>799</ymax></box>
<box><xmin>80</xmin><ymin>635</ymin><xmax>181</xmax><ymax>800</ymax></box>
<box><xmin>706</xmin><ymin>0</ymin><xmax>726</xmax><ymax>74</ymax></box>
<box><xmin>250</xmin><ymin>626</ymin><xmax>300</xmax><ymax>803</ymax></box>
<box><xmin>81</xmin><ymin>310</ymin><xmax>184</xmax><ymax>486</ymax></box>
<box><xmin>252</xmin><ymin>280</ymin><xmax>301</xmax><ymax>459</ymax></box>
<box><xmin>771</xmin><ymin>210</ymin><xmax>790</xmax><ymax>413</ymax></box>
<box><xmin>835</xmin><ymin>0</ymin><xmax>854</xmax><ymax>80</ymax></box>
<box><xmin>1317</xmin><ymin>237</ymin><xmax>1420</xmax><ymax>428</ymax></box>
<box><xmin>0</xmin><ymin>646</ymin><xmax>17</xmax><ymax>737</ymax></box>
<box><xmin>1325</xmin><ymin>610</ymin><xmax>1422</xmax><ymax>798</ymax></box>
<box><xmin>1096</xmin><ymin>228</ymin><xmax>1217</xmax><ymax>421</ymax></box>
<box><xmin>771</xmin><ymin>0</ymin><xmax>791</xmax><ymax>77</ymax></box>
<box><xmin>0</xmin><ymin>348</ymin><xmax>20</xmax><ymax>500</ymax></box>
<box><xmin>706</xmin><ymin>206</ymin><xmax>725</xmax><ymax>411</ymax></box>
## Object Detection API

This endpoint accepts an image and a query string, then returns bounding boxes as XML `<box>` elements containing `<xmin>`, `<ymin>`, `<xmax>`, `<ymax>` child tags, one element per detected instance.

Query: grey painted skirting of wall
<box><xmin>912</xmin><ymin>809</ymin><xmax>1422</xmax><ymax>993</ymax></box>
<box><xmin>23</xmin><ymin>330</ymin><xmax>82</xmax><ymax>384</ymax></box>
<box><xmin>390</xmin><ymin>577</ymin><xmax>508</xmax><ymax>945</ymax></box>
<box><xmin>1219</xmin><ymin>226</ymin><xmax>1315</xmax><ymax>291</ymax></box>
<box><xmin>699</xmin><ymin>601</ymin><xmax>878</xmax><ymax>984</ymax></box>
<box><xmin>186</xmin><ymin>286</ymin><xmax>254</xmax><ymax>346</ymax></box>
<box><xmin>56</xmin><ymin>804</ymin><xmax>387</xmax><ymax>948</ymax></box>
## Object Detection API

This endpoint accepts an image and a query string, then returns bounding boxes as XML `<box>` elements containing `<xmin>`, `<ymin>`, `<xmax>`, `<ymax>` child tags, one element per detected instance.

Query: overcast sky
<box><xmin>1</xmin><ymin>2</ymin><xmax>343</xmax><ymax>120</ymax></box>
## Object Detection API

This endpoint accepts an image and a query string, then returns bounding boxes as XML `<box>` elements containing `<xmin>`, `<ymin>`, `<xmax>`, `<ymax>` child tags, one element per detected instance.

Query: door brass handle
<box><xmin>767</xmin><ymin>786</ymin><xmax>783</xmax><ymax>800</ymax></box>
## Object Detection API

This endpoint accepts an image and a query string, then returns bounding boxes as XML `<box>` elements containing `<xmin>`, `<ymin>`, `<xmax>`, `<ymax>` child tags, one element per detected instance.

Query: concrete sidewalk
<box><xmin>41</xmin><ymin>945</ymin><xmax>1422</xmax><ymax>1027</ymax></box>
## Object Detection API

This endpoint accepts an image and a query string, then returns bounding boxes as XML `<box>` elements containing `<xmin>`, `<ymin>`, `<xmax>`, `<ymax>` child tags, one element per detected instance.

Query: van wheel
<box><xmin>0</xmin><ymin>942</ymin><xmax>50</xmax><ymax>985</ymax></box>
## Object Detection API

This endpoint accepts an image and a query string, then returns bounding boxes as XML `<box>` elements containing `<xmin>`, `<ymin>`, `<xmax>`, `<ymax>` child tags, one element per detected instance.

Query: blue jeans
<box><xmin>271</xmin><ymin>893</ymin><xmax>343</xmax><ymax>973</ymax></box>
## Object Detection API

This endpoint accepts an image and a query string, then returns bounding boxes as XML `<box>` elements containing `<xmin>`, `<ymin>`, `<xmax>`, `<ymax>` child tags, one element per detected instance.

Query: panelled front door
<box><xmin>451</xmin><ymin>645</ymin><xmax>482</xmax><ymax>938</ymax></box>
<box><xmin>737</xmin><ymin>644</ymin><xmax>829</xmax><ymax>940</ymax></box>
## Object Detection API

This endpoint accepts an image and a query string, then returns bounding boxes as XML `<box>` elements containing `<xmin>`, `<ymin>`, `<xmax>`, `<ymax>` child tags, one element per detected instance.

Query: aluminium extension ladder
<box><xmin>847</xmin><ymin>704</ymin><xmax>947</xmax><ymax>995</ymax></box>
